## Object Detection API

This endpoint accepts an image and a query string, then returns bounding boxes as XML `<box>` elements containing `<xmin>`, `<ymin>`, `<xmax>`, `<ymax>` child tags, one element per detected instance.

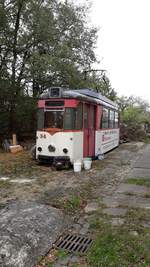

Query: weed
<box><xmin>124</xmin><ymin>191</ymin><xmax>135</xmax><ymax>196</ymax></box>
<box><xmin>0</xmin><ymin>203</ymin><xmax>6</xmax><ymax>209</ymax></box>
<box><xmin>46</xmin><ymin>263</ymin><xmax>53</xmax><ymax>267</ymax></box>
<box><xmin>143</xmin><ymin>137</ymin><xmax>150</xmax><ymax>144</ymax></box>
<box><xmin>126</xmin><ymin>208</ymin><xmax>150</xmax><ymax>224</ymax></box>
<box><xmin>70</xmin><ymin>265</ymin><xmax>78</xmax><ymax>267</ymax></box>
<box><xmin>144</xmin><ymin>193</ymin><xmax>150</xmax><ymax>198</ymax></box>
<box><xmin>0</xmin><ymin>180</ymin><xmax>10</xmax><ymax>189</ymax></box>
<box><xmin>126</xmin><ymin>178</ymin><xmax>150</xmax><ymax>187</ymax></box>
<box><xmin>55</xmin><ymin>249</ymin><xmax>68</xmax><ymax>259</ymax></box>
<box><xmin>64</xmin><ymin>195</ymin><xmax>81</xmax><ymax>213</ymax></box>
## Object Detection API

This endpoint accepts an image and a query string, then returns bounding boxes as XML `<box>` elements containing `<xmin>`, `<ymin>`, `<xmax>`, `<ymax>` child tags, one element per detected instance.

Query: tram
<box><xmin>36</xmin><ymin>87</ymin><xmax>119</xmax><ymax>167</ymax></box>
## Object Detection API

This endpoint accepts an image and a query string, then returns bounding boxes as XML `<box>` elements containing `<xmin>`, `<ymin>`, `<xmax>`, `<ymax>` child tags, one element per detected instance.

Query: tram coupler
<box><xmin>53</xmin><ymin>156</ymin><xmax>71</xmax><ymax>170</ymax></box>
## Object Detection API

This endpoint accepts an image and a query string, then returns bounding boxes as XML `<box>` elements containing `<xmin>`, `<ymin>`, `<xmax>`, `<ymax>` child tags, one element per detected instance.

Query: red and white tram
<box><xmin>36</xmin><ymin>87</ymin><xmax>119</xmax><ymax>167</ymax></box>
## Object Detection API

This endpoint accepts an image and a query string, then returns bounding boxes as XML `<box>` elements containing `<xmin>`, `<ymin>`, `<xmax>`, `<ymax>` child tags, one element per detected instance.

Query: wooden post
<box><xmin>12</xmin><ymin>134</ymin><xmax>17</xmax><ymax>146</ymax></box>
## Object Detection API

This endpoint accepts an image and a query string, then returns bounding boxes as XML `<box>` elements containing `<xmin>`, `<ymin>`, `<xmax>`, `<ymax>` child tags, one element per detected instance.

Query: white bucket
<box><xmin>83</xmin><ymin>158</ymin><xmax>92</xmax><ymax>170</ymax></box>
<box><xmin>73</xmin><ymin>161</ymin><xmax>82</xmax><ymax>172</ymax></box>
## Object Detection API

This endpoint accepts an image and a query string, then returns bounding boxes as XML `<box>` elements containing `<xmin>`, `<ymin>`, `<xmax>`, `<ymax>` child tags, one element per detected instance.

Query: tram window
<box><xmin>64</xmin><ymin>108</ymin><xmax>76</xmax><ymax>130</ymax></box>
<box><xmin>91</xmin><ymin>106</ymin><xmax>95</xmax><ymax>128</ymax></box>
<box><xmin>102</xmin><ymin>107</ymin><xmax>109</xmax><ymax>128</ymax></box>
<box><xmin>76</xmin><ymin>103</ymin><xmax>83</xmax><ymax>130</ymax></box>
<box><xmin>44</xmin><ymin>110</ymin><xmax>63</xmax><ymax>129</ymax></box>
<box><xmin>109</xmin><ymin>110</ymin><xmax>115</xmax><ymax>128</ymax></box>
<box><xmin>37</xmin><ymin>108</ymin><xmax>44</xmax><ymax>130</ymax></box>
<box><xmin>84</xmin><ymin>105</ymin><xmax>88</xmax><ymax>128</ymax></box>
<box><xmin>114</xmin><ymin>112</ymin><xmax>119</xmax><ymax>128</ymax></box>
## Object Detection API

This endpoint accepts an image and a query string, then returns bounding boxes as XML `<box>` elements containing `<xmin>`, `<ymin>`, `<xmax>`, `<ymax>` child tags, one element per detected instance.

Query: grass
<box><xmin>86</xmin><ymin>209</ymin><xmax>150</xmax><ymax>267</ymax></box>
<box><xmin>126</xmin><ymin>178</ymin><xmax>150</xmax><ymax>187</ymax></box>
<box><xmin>88</xmin><ymin>231</ymin><xmax>150</xmax><ymax>267</ymax></box>
<box><xmin>87</xmin><ymin>220</ymin><xmax>150</xmax><ymax>267</ymax></box>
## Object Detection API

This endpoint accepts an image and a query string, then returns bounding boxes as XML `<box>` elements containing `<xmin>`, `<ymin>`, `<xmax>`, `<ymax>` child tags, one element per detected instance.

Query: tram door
<box><xmin>83</xmin><ymin>104</ymin><xmax>95</xmax><ymax>157</ymax></box>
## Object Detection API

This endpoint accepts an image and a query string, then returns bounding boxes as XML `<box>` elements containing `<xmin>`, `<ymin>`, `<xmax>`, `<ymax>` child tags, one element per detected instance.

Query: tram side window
<box><xmin>102</xmin><ymin>108</ymin><xmax>109</xmax><ymax>128</ymax></box>
<box><xmin>64</xmin><ymin>108</ymin><xmax>76</xmax><ymax>130</ymax></box>
<box><xmin>37</xmin><ymin>109</ymin><xmax>44</xmax><ymax>130</ymax></box>
<box><xmin>109</xmin><ymin>110</ymin><xmax>115</xmax><ymax>128</ymax></box>
<box><xmin>64</xmin><ymin>104</ymin><xmax>83</xmax><ymax>130</ymax></box>
<box><xmin>76</xmin><ymin>103</ymin><xmax>83</xmax><ymax>130</ymax></box>
<box><xmin>114</xmin><ymin>112</ymin><xmax>119</xmax><ymax>128</ymax></box>
<box><xmin>84</xmin><ymin>105</ymin><xmax>88</xmax><ymax>128</ymax></box>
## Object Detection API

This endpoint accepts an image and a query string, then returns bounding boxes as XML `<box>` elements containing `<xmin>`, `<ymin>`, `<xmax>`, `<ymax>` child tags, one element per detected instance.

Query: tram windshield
<box><xmin>44</xmin><ymin>110</ymin><xmax>64</xmax><ymax>129</ymax></box>
<box><xmin>37</xmin><ymin>103</ymin><xmax>83</xmax><ymax>131</ymax></box>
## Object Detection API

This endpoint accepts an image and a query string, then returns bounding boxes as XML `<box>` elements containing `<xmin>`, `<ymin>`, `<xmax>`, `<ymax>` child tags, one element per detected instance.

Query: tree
<box><xmin>79</xmin><ymin>70</ymin><xmax>117</xmax><ymax>101</ymax></box>
<box><xmin>0</xmin><ymin>0</ymin><xmax>98</xmax><ymax>136</ymax></box>
<box><xmin>0</xmin><ymin>0</ymin><xmax>98</xmax><ymax>95</ymax></box>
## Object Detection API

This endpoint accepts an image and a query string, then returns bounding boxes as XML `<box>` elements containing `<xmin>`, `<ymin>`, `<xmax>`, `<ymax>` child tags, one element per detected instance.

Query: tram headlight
<box><xmin>48</xmin><ymin>145</ymin><xmax>56</xmax><ymax>152</ymax></box>
<box><xmin>63</xmin><ymin>148</ymin><xmax>68</xmax><ymax>154</ymax></box>
<box><xmin>37</xmin><ymin>147</ymin><xmax>42</xmax><ymax>152</ymax></box>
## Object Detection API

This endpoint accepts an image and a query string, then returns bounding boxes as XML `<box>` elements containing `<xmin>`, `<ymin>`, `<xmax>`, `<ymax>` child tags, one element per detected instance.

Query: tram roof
<box><xmin>40</xmin><ymin>88</ymin><xmax>118</xmax><ymax>110</ymax></box>
<box><xmin>65</xmin><ymin>89</ymin><xmax>118</xmax><ymax>109</ymax></box>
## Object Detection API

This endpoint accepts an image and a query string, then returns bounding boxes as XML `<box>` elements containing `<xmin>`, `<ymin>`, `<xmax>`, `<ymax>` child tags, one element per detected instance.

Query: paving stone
<box><xmin>129</xmin><ymin>168</ymin><xmax>150</xmax><ymax>179</ymax></box>
<box><xmin>103</xmin><ymin>194</ymin><xmax>150</xmax><ymax>209</ymax></box>
<box><xmin>70</xmin><ymin>255</ymin><xmax>79</xmax><ymax>263</ymax></box>
<box><xmin>0</xmin><ymin>201</ymin><xmax>66</xmax><ymax>267</ymax></box>
<box><xmin>10</xmin><ymin>178</ymin><xmax>36</xmax><ymax>183</ymax></box>
<box><xmin>73</xmin><ymin>223</ymin><xmax>81</xmax><ymax>231</ymax></box>
<box><xmin>78</xmin><ymin>218</ymin><xmax>86</xmax><ymax>225</ymax></box>
<box><xmin>58</xmin><ymin>256</ymin><xmax>70</xmax><ymax>265</ymax></box>
<box><xmin>103</xmin><ymin>194</ymin><xmax>128</xmax><ymax>208</ymax></box>
<box><xmin>84</xmin><ymin>202</ymin><xmax>99</xmax><ymax>213</ymax></box>
<box><xmin>79</xmin><ymin>227</ymin><xmax>88</xmax><ymax>235</ymax></box>
<box><xmin>133</xmin><ymin>146</ymin><xmax>150</xmax><ymax>169</ymax></box>
<box><xmin>133</xmin><ymin>163</ymin><xmax>150</xmax><ymax>169</ymax></box>
<box><xmin>116</xmin><ymin>183</ymin><xmax>149</xmax><ymax>195</ymax></box>
<box><xmin>142</xmin><ymin>222</ymin><xmax>150</xmax><ymax>228</ymax></box>
<box><xmin>103</xmin><ymin>207</ymin><xmax>127</xmax><ymax>216</ymax></box>
<box><xmin>0</xmin><ymin>177</ymin><xmax>10</xmax><ymax>181</ymax></box>
<box><xmin>54</xmin><ymin>263</ymin><xmax>62</xmax><ymax>267</ymax></box>
<box><xmin>111</xmin><ymin>218</ymin><xmax>125</xmax><ymax>226</ymax></box>
<box><xmin>130</xmin><ymin>231</ymin><xmax>138</xmax><ymax>236</ymax></box>
<box><xmin>83</xmin><ymin>222</ymin><xmax>90</xmax><ymax>229</ymax></box>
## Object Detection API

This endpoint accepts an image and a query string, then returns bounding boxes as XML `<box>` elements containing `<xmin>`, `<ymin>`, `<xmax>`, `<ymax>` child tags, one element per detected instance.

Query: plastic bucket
<box><xmin>73</xmin><ymin>161</ymin><xmax>82</xmax><ymax>172</ymax></box>
<box><xmin>83</xmin><ymin>158</ymin><xmax>92</xmax><ymax>170</ymax></box>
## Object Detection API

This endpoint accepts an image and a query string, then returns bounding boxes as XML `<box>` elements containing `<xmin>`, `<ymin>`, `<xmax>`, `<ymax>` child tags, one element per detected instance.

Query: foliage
<box><xmin>118</xmin><ymin>96</ymin><xmax>150</xmax><ymax>141</ymax></box>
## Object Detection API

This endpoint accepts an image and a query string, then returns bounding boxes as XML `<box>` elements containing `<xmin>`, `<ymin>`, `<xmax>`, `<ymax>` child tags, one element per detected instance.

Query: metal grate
<box><xmin>55</xmin><ymin>234</ymin><xmax>93</xmax><ymax>254</ymax></box>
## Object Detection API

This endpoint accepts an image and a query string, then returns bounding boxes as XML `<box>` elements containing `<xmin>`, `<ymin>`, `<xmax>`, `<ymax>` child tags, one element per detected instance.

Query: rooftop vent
<box><xmin>48</xmin><ymin>87</ymin><xmax>63</xmax><ymax>98</ymax></box>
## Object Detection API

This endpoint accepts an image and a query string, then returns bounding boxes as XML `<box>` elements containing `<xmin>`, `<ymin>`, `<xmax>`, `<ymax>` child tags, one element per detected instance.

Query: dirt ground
<box><xmin>0</xmin><ymin>142</ymin><xmax>141</xmax><ymax>208</ymax></box>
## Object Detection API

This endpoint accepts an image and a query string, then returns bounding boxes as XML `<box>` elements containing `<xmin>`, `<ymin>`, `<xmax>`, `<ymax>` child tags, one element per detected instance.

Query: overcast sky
<box><xmin>90</xmin><ymin>0</ymin><xmax>150</xmax><ymax>101</ymax></box>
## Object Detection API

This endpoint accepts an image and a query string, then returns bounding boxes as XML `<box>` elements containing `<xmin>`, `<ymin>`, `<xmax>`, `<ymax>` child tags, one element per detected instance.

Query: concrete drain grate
<box><xmin>55</xmin><ymin>234</ymin><xmax>93</xmax><ymax>254</ymax></box>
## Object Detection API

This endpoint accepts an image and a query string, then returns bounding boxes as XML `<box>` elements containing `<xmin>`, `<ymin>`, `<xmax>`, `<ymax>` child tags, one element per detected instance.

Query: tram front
<box><xmin>36</xmin><ymin>96</ymin><xmax>83</xmax><ymax>167</ymax></box>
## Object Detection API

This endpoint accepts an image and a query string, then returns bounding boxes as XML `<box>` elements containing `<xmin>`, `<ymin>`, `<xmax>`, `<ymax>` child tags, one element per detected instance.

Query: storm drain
<box><xmin>55</xmin><ymin>234</ymin><xmax>93</xmax><ymax>254</ymax></box>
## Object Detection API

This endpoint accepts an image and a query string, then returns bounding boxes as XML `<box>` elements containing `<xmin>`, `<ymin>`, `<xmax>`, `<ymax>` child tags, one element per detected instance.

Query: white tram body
<box><xmin>36</xmin><ymin>87</ymin><xmax>119</xmax><ymax>166</ymax></box>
